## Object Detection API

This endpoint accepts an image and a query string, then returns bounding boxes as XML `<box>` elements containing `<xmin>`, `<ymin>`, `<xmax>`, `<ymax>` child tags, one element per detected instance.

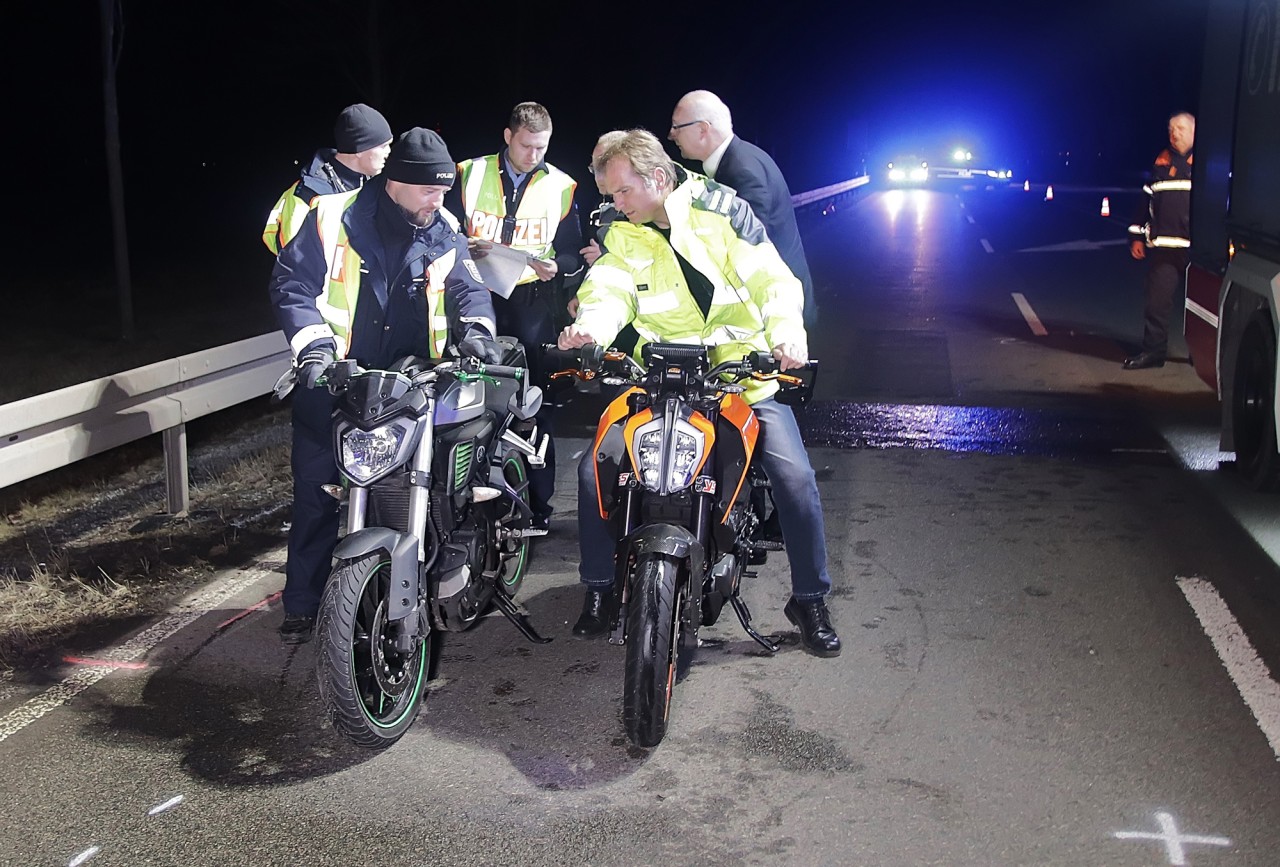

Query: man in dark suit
<box><xmin>668</xmin><ymin>90</ymin><xmax>817</xmax><ymax>327</ymax></box>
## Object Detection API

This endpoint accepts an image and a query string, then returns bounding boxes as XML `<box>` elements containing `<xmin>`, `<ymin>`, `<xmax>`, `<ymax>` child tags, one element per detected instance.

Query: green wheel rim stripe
<box><xmin>503</xmin><ymin>457</ymin><xmax>529</xmax><ymax>587</ymax></box>
<box><xmin>353</xmin><ymin>562</ymin><xmax>428</xmax><ymax>730</ymax></box>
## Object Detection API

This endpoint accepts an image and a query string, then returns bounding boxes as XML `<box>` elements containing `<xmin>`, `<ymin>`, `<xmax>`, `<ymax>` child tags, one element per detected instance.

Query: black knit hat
<box><xmin>384</xmin><ymin>128</ymin><xmax>457</xmax><ymax>187</ymax></box>
<box><xmin>333</xmin><ymin>104</ymin><xmax>393</xmax><ymax>154</ymax></box>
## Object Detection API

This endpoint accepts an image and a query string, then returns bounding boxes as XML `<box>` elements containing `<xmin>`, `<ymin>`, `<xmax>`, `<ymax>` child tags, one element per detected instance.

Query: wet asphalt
<box><xmin>3</xmin><ymin>184</ymin><xmax>1280</xmax><ymax>866</ymax></box>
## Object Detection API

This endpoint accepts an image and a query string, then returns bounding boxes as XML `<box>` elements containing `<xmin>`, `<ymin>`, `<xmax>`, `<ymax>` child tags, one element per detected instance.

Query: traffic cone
<box><xmin>1045</xmin><ymin>185</ymin><xmax>1054</xmax><ymax>201</ymax></box>
<box><xmin>1101</xmin><ymin>196</ymin><xmax>1110</xmax><ymax>217</ymax></box>
<box><xmin>1023</xmin><ymin>180</ymin><xmax>1030</xmax><ymax>191</ymax></box>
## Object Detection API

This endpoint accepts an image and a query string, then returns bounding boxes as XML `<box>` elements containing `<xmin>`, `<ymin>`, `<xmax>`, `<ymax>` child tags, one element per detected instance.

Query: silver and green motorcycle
<box><xmin>280</xmin><ymin>340</ymin><xmax>550</xmax><ymax>748</ymax></box>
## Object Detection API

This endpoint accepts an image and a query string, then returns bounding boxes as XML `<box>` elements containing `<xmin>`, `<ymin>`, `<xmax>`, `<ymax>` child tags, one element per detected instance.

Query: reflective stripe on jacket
<box><xmin>1129</xmin><ymin>148</ymin><xmax>1192</xmax><ymax>249</ymax></box>
<box><xmin>458</xmin><ymin>155</ymin><xmax>576</xmax><ymax>285</ymax></box>
<box><xmin>575</xmin><ymin>176</ymin><xmax>806</xmax><ymax>404</ymax></box>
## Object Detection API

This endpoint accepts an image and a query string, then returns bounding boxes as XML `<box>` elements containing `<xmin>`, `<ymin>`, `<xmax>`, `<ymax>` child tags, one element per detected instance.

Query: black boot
<box><xmin>279</xmin><ymin>613</ymin><xmax>315</xmax><ymax>644</ymax></box>
<box><xmin>572</xmin><ymin>589</ymin><xmax>614</xmax><ymax>638</ymax></box>
<box><xmin>784</xmin><ymin>597</ymin><xmax>842</xmax><ymax>657</ymax></box>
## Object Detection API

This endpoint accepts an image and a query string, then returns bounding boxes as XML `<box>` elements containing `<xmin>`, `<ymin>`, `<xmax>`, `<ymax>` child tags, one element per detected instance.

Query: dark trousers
<box><xmin>494</xmin><ymin>283</ymin><xmax>557</xmax><ymax>518</ymax></box>
<box><xmin>1141</xmin><ymin>248</ymin><xmax>1188</xmax><ymax>356</ymax></box>
<box><xmin>283</xmin><ymin>386</ymin><xmax>339</xmax><ymax>617</ymax></box>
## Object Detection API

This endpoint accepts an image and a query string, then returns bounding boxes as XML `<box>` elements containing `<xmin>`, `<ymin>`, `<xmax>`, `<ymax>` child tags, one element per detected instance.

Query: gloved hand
<box><xmin>458</xmin><ymin>332</ymin><xmax>505</xmax><ymax>364</ymax></box>
<box><xmin>296</xmin><ymin>339</ymin><xmax>337</xmax><ymax>389</ymax></box>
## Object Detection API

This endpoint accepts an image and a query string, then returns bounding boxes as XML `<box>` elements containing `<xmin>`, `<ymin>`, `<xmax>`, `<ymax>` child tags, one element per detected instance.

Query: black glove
<box><xmin>296</xmin><ymin>339</ymin><xmax>337</xmax><ymax>389</ymax></box>
<box><xmin>458</xmin><ymin>333</ymin><xmax>505</xmax><ymax>364</ymax></box>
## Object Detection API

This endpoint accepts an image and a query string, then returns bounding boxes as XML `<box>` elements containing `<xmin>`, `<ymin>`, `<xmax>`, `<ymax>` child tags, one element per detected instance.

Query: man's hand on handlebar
<box><xmin>558</xmin><ymin>324</ymin><xmax>598</xmax><ymax>350</ymax></box>
<box><xmin>771</xmin><ymin>343</ymin><xmax>809</xmax><ymax>372</ymax></box>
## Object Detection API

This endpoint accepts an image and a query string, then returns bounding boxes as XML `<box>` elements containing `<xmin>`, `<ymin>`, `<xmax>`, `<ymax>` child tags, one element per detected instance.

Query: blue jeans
<box><xmin>577</xmin><ymin>397</ymin><xmax>832</xmax><ymax>601</ymax></box>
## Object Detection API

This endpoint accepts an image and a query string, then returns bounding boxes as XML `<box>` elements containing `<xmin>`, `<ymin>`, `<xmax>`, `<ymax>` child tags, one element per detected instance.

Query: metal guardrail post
<box><xmin>163</xmin><ymin>423</ymin><xmax>189</xmax><ymax>515</ymax></box>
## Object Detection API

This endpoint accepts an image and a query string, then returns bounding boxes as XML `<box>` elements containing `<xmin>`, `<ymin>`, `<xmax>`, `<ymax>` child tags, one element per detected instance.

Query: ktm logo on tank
<box><xmin>469</xmin><ymin>212</ymin><xmax>550</xmax><ymax>248</ymax></box>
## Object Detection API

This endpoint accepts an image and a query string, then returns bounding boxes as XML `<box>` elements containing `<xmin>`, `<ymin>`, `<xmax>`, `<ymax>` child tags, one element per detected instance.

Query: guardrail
<box><xmin>0</xmin><ymin>332</ymin><xmax>291</xmax><ymax>515</ymax></box>
<box><xmin>0</xmin><ymin>174</ymin><xmax>869</xmax><ymax>515</ymax></box>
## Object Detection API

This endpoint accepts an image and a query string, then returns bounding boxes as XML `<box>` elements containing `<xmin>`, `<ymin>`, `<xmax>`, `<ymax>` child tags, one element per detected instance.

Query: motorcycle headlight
<box><xmin>630</xmin><ymin>417</ymin><xmax>706</xmax><ymax>494</ymax></box>
<box><xmin>339</xmin><ymin>419</ymin><xmax>418</xmax><ymax>484</ymax></box>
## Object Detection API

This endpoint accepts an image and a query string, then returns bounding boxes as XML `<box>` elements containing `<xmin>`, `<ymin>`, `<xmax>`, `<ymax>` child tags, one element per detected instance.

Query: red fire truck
<box><xmin>1186</xmin><ymin>0</ymin><xmax>1280</xmax><ymax>489</ymax></box>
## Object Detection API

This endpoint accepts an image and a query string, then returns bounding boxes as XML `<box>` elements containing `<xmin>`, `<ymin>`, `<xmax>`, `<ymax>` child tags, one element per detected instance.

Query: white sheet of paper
<box><xmin>471</xmin><ymin>241</ymin><xmax>535</xmax><ymax>299</ymax></box>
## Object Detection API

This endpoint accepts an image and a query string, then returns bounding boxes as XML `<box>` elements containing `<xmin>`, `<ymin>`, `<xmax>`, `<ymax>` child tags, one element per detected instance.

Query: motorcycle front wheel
<box><xmin>316</xmin><ymin>554</ymin><xmax>431</xmax><ymax>749</ymax></box>
<box><xmin>623</xmin><ymin>554</ymin><xmax>686</xmax><ymax>748</ymax></box>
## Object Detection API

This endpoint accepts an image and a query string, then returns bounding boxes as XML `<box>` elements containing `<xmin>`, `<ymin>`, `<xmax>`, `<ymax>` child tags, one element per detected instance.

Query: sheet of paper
<box><xmin>470</xmin><ymin>240</ymin><xmax>535</xmax><ymax>299</ymax></box>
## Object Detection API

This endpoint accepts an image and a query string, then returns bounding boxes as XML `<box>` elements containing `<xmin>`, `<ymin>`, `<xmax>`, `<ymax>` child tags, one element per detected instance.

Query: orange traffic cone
<box><xmin>1023</xmin><ymin>180</ymin><xmax>1030</xmax><ymax>192</ymax></box>
<box><xmin>1045</xmin><ymin>185</ymin><xmax>1054</xmax><ymax>201</ymax></box>
<box><xmin>1101</xmin><ymin>196</ymin><xmax>1111</xmax><ymax>217</ymax></box>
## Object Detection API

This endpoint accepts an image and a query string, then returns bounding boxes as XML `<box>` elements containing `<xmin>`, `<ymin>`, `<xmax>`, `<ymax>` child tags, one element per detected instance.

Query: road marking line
<box><xmin>0</xmin><ymin>570</ymin><xmax>271</xmax><ymax>744</ymax></box>
<box><xmin>148</xmin><ymin>794</ymin><xmax>185</xmax><ymax>816</ymax></box>
<box><xmin>980</xmin><ymin>238</ymin><xmax>994</xmax><ymax>253</ymax></box>
<box><xmin>1114</xmin><ymin>811</ymin><xmax>1230</xmax><ymax>866</ymax></box>
<box><xmin>1177</xmin><ymin>576</ymin><xmax>1280</xmax><ymax>760</ymax></box>
<box><xmin>1010</xmin><ymin>293</ymin><xmax>1048</xmax><ymax>336</ymax></box>
<box><xmin>966</xmin><ymin>215</ymin><xmax>975</xmax><ymax>224</ymax></box>
<box><xmin>68</xmin><ymin>846</ymin><xmax>100</xmax><ymax>866</ymax></box>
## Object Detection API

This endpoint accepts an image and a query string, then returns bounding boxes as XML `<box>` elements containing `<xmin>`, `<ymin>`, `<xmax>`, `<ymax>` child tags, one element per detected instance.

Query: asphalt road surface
<box><xmin>4</xmin><ymin>181</ymin><xmax>1280</xmax><ymax>866</ymax></box>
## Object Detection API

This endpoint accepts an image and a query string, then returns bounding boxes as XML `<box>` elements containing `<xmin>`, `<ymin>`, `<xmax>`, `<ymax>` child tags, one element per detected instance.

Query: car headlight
<box><xmin>339</xmin><ymin>419</ymin><xmax>419</xmax><ymax>484</ymax></box>
<box><xmin>888</xmin><ymin>167</ymin><xmax>906</xmax><ymax>182</ymax></box>
<box><xmin>910</xmin><ymin>167</ymin><xmax>928</xmax><ymax>181</ymax></box>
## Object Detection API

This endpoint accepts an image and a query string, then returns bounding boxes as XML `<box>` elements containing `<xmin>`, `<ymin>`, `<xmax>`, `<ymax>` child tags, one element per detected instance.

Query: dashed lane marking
<box><xmin>1177</xmin><ymin>576</ymin><xmax>1280</xmax><ymax>760</ymax></box>
<box><xmin>980</xmin><ymin>238</ymin><xmax>994</xmax><ymax>253</ymax></box>
<box><xmin>67</xmin><ymin>846</ymin><xmax>100</xmax><ymax>866</ymax></box>
<box><xmin>1011</xmin><ymin>292</ymin><xmax>1048</xmax><ymax>336</ymax></box>
<box><xmin>147</xmin><ymin>794</ymin><xmax>185</xmax><ymax>816</ymax></box>
<box><xmin>0</xmin><ymin>568</ymin><xmax>274</xmax><ymax>744</ymax></box>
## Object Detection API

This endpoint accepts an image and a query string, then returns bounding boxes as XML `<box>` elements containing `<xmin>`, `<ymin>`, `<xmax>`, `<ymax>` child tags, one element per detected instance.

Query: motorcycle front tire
<box><xmin>623</xmin><ymin>554</ymin><xmax>685</xmax><ymax>748</ymax></box>
<box><xmin>316</xmin><ymin>554</ymin><xmax>431</xmax><ymax>749</ymax></box>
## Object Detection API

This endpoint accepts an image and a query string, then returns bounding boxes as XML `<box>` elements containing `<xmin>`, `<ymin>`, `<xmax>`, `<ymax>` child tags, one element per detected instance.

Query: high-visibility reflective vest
<box><xmin>262</xmin><ymin>182</ymin><xmax>314</xmax><ymax>255</ymax></box>
<box><xmin>311</xmin><ymin>190</ymin><xmax>455</xmax><ymax>359</ymax></box>
<box><xmin>575</xmin><ymin>177</ymin><xmax>806</xmax><ymax>405</ymax></box>
<box><xmin>457</xmin><ymin>155</ymin><xmax>576</xmax><ymax>285</ymax></box>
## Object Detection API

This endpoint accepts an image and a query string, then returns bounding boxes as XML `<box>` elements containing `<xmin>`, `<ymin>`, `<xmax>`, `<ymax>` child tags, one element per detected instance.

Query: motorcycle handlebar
<box><xmin>481</xmin><ymin>363</ymin><xmax>524</xmax><ymax>379</ymax></box>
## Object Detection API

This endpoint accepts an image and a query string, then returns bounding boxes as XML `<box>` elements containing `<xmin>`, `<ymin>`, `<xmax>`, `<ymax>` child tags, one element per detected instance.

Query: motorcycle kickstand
<box><xmin>728</xmin><ymin>594</ymin><xmax>779</xmax><ymax>653</ymax></box>
<box><xmin>492</xmin><ymin>592</ymin><xmax>553</xmax><ymax>644</ymax></box>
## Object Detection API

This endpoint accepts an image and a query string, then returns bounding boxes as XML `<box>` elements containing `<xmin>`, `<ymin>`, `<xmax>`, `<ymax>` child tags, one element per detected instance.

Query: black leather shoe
<box><xmin>572</xmin><ymin>589</ymin><xmax>614</xmax><ymax>638</ymax></box>
<box><xmin>279</xmin><ymin>613</ymin><xmax>315</xmax><ymax>644</ymax></box>
<box><xmin>784</xmin><ymin>597</ymin><xmax>842</xmax><ymax>658</ymax></box>
<box><xmin>1123</xmin><ymin>352</ymin><xmax>1166</xmax><ymax>370</ymax></box>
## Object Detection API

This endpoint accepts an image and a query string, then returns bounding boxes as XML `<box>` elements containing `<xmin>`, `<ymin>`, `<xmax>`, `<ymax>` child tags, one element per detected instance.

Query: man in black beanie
<box><xmin>262</xmin><ymin>103</ymin><xmax>395</xmax><ymax>254</ymax></box>
<box><xmin>268</xmin><ymin>127</ymin><xmax>502</xmax><ymax>643</ymax></box>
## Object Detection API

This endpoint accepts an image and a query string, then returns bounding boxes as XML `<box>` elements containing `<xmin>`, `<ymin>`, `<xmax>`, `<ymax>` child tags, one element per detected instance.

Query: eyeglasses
<box><xmin>670</xmin><ymin>119</ymin><xmax>705</xmax><ymax>132</ymax></box>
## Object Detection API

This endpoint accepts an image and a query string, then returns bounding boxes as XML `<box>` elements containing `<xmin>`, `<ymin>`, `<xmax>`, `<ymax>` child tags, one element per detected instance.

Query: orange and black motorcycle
<box><xmin>547</xmin><ymin>342</ymin><xmax>815</xmax><ymax>747</ymax></box>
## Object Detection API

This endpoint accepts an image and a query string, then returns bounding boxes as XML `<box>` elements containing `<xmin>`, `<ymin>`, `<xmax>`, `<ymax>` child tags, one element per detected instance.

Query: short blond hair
<box><xmin>595</xmin><ymin>129</ymin><xmax>676</xmax><ymax>190</ymax></box>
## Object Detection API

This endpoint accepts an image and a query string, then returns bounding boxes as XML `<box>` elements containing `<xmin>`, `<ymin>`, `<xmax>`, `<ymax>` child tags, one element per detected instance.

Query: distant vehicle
<box><xmin>930</xmin><ymin>145</ymin><xmax>1014</xmax><ymax>184</ymax></box>
<box><xmin>886</xmin><ymin>155</ymin><xmax>929</xmax><ymax>184</ymax></box>
<box><xmin>1186</xmin><ymin>0</ymin><xmax>1280</xmax><ymax>489</ymax></box>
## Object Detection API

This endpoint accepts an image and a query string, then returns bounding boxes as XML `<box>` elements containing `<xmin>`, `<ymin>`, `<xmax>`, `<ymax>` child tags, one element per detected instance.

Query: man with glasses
<box><xmin>668</xmin><ymin>90</ymin><xmax>817</xmax><ymax>327</ymax></box>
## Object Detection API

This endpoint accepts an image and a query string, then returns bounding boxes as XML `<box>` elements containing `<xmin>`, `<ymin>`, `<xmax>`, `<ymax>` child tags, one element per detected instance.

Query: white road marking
<box><xmin>0</xmin><ymin>569</ymin><xmax>272</xmax><ymax>744</ymax></box>
<box><xmin>1177</xmin><ymin>576</ymin><xmax>1280</xmax><ymax>759</ymax></box>
<box><xmin>1113</xmin><ymin>811</ymin><xmax>1230</xmax><ymax>865</ymax></box>
<box><xmin>1010</xmin><ymin>293</ymin><xmax>1048</xmax><ymax>336</ymax></box>
<box><xmin>980</xmin><ymin>238</ymin><xmax>994</xmax><ymax>253</ymax></box>
<box><xmin>147</xmin><ymin>794</ymin><xmax>185</xmax><ymax>816</ymax></box>
<box><xmin>966</xmin><ymin>215</ymin><xmax>975</xmax><ymax>224</ymax></box>
<box><xmin>1018</xmin><ymin>238</ymin><xmax>1129</xmax><ymax>253</ymax></box>
<box><xmin>68</xmin><ymin>846</ymin><xmax>100</xmax><ymax>866</ymax></box>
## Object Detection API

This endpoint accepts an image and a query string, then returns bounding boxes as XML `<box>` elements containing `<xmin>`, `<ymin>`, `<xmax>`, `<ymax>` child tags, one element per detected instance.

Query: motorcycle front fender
<box><xmin>616</xmin><ymin>523</ymin><xmax>706</xmax><ymax>591</ymax></box>
<box><xmin>333</xmin><ymin>527</ymin><xmax>421</xmax><ymax>621</ymax></box>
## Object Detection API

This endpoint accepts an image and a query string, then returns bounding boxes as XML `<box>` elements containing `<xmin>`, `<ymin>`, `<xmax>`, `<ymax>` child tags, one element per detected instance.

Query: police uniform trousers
<box><xmin>282</xmin><ymin>385</ymin><xmax>340</xmax><ymax>617</ymax></box>
<box><xmin>494</xmin><ymin>282</ymin><xmax>557</xmax><ymax>520</ymax></box>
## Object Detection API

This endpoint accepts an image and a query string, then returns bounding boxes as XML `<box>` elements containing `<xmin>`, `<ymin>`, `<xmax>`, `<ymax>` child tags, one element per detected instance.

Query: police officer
<box><xmin>558</xmin><ymin>129</ymin><xmax>841</xmax><ymax>658</ymax></box>
<box><xmin>449</xmin><ymin>102</ymin><xmax>585</xmax><ymax>531</ymax></box>
<box><xmin>1124</xmin><ymin>112</ymin><xmax>1195</xmax><ymax>370</ymax></box>
<box><xmin>262</xmin><ymin>103</ymin><xmax>394</xmax><ymax>254</ymax></box>
<box><xmin>268</xmin><ymin>128</ymin><xmax>499</xmax><ymax>643</ymax></box>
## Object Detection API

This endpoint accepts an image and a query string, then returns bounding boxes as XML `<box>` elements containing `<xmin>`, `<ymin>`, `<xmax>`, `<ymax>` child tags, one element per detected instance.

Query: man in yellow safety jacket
<box><xmin>558</xmin><ymin>129</ymin><xmax>841</xmax><ymax>658</ymax></box>
<box><xmin>449</xmin><ymin>102</ymin><xmax>584</xmax><ymax>530</ymax></box>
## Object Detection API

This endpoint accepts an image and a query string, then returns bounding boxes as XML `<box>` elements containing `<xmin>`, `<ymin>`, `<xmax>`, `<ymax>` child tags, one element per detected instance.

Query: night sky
<box><xmin>11</xmin><ymin>0</ymin><xmax>1208</xmax><ymax>306</ymax></box>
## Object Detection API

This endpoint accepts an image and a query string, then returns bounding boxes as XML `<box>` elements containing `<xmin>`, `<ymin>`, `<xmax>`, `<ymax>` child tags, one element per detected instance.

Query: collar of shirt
<box><xmin>701</xmin><ymin>135</ymin><xmax>734</xmax><ymax>179</ymax></box>
<box><xmin>501</xmin><ymin>148</ymin><xmax>548</xmax><ymax>191</ymax></box>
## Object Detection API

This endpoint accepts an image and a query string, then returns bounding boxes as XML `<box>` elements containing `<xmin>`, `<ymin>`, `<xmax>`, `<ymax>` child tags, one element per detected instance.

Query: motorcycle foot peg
<box><xmin>750</xmin><ymin>540</ymin><xmax>784</xmax><ymax>551</ymax></box>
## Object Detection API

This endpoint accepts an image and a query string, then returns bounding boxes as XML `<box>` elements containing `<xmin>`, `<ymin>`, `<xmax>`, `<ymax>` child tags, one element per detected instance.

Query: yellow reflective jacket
<box><xmin>575</xmin><ymin>177</ymin><xmax>806</xmax><ymax>404</ymax></box>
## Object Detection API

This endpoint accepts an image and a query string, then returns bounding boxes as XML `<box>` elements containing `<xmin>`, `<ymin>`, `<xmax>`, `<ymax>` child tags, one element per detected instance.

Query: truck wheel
<box><xmin>1231</xmin><ymin>315</ymin><xmax>1280</xmax><ymax>491</ymax></box>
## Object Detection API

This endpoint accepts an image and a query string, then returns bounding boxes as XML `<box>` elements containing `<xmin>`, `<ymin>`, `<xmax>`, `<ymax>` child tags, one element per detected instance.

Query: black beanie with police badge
<box><xmin>383</xmin><ymin>128</ymin><xmax>457</xmax><ymax>187</ymax></box>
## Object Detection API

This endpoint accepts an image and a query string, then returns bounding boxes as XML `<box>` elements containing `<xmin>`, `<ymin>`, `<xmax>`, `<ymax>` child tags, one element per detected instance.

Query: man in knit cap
<box><xmin>262</xmin><ymin>103</ymin><xmax>395</xmax><ymax>254</ymax></box>
<box><xmin>268</xmin><ymin>127</ymin><xmax>500</xmax><ymax>643</ymax></box>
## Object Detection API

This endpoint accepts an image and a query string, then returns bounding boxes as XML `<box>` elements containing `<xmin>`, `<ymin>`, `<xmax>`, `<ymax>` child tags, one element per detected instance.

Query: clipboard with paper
<box><xmin>469</xmin><ymin>240</ymin><xmax>540</xmax><ymax>299</ymax></box>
